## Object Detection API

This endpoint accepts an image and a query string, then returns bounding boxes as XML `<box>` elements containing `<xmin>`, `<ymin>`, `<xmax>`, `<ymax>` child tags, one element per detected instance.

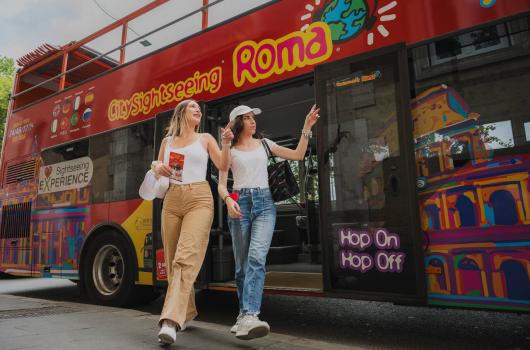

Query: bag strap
<box><xmin>261</xmin><ymin>139</ymin><xmax>276</xmax><ymax>163</ymax></box>
<box><xmin>163</xmin><ymin>136</ymin><xmax>171</xmax><ymax>164</ymax></box>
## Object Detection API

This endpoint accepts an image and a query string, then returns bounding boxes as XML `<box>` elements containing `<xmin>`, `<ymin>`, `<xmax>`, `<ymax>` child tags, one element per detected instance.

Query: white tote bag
<box><xmin>138</xmin><ymin>170</ymin><xmax>169</xmax><ymax>200</ymax></box>
<box><xmin>140</xmin><ymin>137</ymin><xmax>173</xmax><ymax>200</ymax></box>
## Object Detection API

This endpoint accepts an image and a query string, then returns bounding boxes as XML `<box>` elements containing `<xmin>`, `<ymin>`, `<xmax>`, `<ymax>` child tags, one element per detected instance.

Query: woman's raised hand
<box><xmin>304</xmin><ymin>104</ymin><xmax>321</xmax><ymax>129</ymax></box>
<box><xmin>221</xmin><ymin>121</ymin><xmax>234</xmax><ymax>145</ymax></box>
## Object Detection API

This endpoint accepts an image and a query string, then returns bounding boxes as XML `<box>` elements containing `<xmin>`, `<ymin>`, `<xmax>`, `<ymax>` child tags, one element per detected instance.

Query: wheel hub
<box><xmin>92</xmin><ymin>244</ymin><xmax>124</xmax><ymax>296</ymax></box>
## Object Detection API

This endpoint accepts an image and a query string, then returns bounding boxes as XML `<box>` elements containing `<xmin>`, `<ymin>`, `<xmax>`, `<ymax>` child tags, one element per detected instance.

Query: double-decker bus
<box><xmin>1</xmin><ymin>0</ymin><xmax>529</xmax><ymax>311</ymax></box>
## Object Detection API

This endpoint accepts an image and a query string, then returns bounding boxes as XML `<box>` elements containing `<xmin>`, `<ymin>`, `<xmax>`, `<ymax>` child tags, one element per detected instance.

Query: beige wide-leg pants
<box><xmin>159</xmin><ymin>181</ymin><xmax>213</xmax><ymax>328</ymax></box>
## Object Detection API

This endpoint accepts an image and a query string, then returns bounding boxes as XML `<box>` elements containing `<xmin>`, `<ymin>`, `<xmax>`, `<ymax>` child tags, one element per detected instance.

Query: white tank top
<box><xmin>231</xmin><ymin>138</ymin><xmax>276</xmax><ymax>190</ymax></box>
<box><xmin>164</xmin><ymin>135</ymin><xmax>208</xmax><ymax>185</ymax></box>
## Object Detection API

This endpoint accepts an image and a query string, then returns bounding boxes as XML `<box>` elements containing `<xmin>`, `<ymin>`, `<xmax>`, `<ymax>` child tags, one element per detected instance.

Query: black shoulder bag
<box><xmin>261</xmin><ymin>139</ymin><xmax>300</xmax><ymax>203</ymax></box>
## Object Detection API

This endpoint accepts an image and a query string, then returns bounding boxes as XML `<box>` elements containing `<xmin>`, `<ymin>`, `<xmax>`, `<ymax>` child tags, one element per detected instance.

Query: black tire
<box><xmin>0</xmin><ymin>272</ymin><xmax>22</xmax><ymax>279</ymax></box>
<box><xmin>82</xmin><ymin>231</ymin><xmax>138</xmax><ymax>307</ymax></box>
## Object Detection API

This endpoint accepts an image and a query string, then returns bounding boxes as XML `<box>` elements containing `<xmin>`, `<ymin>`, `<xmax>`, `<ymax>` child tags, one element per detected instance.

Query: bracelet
<box><xmin>221</xmin><ymin>142</ymin><xmax>231</xmax><ymax>147</ymax></box>
<box><xmin>223</xmin><ymin>194</ymin><xmax>231</xmax><ymax>203</ymax></box>
<box><xmin>301</xmin><ymin>129</ymin><xmax>312</xmax><ymax>139</ymax></box>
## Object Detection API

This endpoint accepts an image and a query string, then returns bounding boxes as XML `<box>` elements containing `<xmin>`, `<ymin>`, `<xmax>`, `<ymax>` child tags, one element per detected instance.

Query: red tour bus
<box><xmin>1</xmin><ymin>0</ymin><xmax>529</xmax><ymax>311</ymax></box>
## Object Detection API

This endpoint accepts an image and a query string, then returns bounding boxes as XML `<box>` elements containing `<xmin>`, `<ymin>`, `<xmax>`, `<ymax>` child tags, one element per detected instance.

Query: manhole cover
<box><xmin>0</xmin><ymin>305</ymin><xmax>80</xmax><ymax>319</ymax></box>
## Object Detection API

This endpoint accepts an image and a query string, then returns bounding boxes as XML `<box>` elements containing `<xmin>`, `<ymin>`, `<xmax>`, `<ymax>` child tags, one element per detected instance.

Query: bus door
<box><xmin>152</xmin><ymin>109</ymin><xmax>173</xmax><ymax>288</ymax></box>
<box><xmin>205</xmin><ymin>80</ymin><xmax>322</xmax><ymax>292</ymax></box>
<box><xmin>198</xmin><ymin>102</ymin><xmax>240</xmax><ymax>288</ymax></box>
<box><xmin>315</xmin><ymin>44</ymin><xmax>426</xmax><ymax>304</ymax></box>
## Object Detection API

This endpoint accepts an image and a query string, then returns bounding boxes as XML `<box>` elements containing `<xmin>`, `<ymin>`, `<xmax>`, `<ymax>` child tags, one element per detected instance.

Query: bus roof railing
<box><xmin>12</xmin><ymin>0</ymin><xmax>224</xmax><ymax>101</ymax></box>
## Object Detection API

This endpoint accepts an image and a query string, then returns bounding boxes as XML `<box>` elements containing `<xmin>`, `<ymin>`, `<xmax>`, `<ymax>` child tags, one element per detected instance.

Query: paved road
<box><xmin>1</xmin><ymin>277</ymin><xmax>529</xmax><ymax>349</ymax></box>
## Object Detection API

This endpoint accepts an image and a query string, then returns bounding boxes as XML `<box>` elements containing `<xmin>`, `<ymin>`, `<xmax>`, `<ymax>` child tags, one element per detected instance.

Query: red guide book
<box><xmin>169</xmin><ymin>152</ymin><xmax>185</xmax><ymax>182</ymax></box>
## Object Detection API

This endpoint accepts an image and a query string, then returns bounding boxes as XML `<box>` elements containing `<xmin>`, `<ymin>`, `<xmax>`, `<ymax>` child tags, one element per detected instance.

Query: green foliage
<box><xmin>0</xmin><ymin>57</ymin><xmax>16</xmax><ymax>77</ymax></box>
<box><xmin>0</xmin><ymin>56</ymin><xmax>16</xmax><ymax>152</ymax></box>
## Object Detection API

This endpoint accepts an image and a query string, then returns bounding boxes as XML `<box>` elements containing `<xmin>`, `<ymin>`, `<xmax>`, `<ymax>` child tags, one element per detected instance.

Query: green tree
<box><xmin>0</xmin><ymin>56</ymin><xmax>16</xmax><ymax>152</ymax></box>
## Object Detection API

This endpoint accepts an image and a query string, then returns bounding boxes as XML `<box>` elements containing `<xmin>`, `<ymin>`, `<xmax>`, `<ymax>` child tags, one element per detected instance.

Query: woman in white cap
<box><xmin>218</xmin><ymin>104</ymin><xmax>320</xmax><ymax>340</ymax></box>
<box><xmin>153</xmin><ymin>99</ymin><xmax>233</xmax><ymax>345</ymax></box>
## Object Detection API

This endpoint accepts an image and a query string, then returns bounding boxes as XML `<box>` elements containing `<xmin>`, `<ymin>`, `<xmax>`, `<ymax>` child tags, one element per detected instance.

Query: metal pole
<box><xmin>202</xmin><ymin>0</ymin><xmax>209</xmax><ymax>29</ymax></box>
<box><xmin>59</xmin><ymin>52</ymin><xmax>69</xmax><ymax>91</ymax></box>
<box><xmin>120</xmin><ymin>23</ymin><xmax>128</xmax><ymax>64</ymax></box>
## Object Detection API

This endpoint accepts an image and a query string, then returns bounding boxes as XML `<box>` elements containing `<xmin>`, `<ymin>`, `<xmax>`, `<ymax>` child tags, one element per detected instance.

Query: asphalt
<box><xmin>1</xmin><ymin>278</ymin><xmax>529</xmax><ymax>350</ymax></box>
<box><xmin>0</xmin><ymin>293</ymin><xmax>354</xmax><ymax>350</ymax></box>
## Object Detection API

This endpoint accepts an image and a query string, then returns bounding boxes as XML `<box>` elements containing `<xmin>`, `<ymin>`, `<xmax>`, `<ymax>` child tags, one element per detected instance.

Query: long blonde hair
<box><xmin>165</xmin><ymin>99</ymin><xmax>199</xmax><ymax>138</ymax></box>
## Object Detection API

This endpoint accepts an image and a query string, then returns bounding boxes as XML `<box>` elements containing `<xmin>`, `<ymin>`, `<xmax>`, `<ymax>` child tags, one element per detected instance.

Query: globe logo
<box><xmin>480</xmin><ymin>0</ymin><xmax>496</xmax><ymax>8</ymax></box>
<box><xmin>318</xmin><ymin>0</ymin><xmax>369</xmax><ymax>42</ymax></box>
<box><xmin>304</xmin><ymin>0</ymin><xmax>398</xmax><ymax>46</ymax></box>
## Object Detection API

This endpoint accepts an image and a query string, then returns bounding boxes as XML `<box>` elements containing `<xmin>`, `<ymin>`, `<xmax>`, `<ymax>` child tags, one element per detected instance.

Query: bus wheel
<box><xmin>83</xmin><ymin>231</ymin><xmax>136</xmax><ymax>306</ymax></box>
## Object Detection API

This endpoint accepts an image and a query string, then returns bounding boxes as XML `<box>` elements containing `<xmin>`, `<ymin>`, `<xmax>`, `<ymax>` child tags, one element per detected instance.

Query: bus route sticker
<box><xmin>156</xmin><ymin>248</ymin><xmax>167</xmax><ymax>281</ymax></box>
<box><xmin>38</xmin><ymin>157</ymin><xmax>93</xmax><ymax>194</ymax></box>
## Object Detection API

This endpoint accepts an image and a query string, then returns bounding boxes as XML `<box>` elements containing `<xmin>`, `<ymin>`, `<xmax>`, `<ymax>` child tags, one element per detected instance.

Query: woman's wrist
<box><xmin>151</xmin><ymin>160</ymin><xmax>161</xmax><ymax>172</ymax></box>
<box><xmin>301</xmin><ymin>128</ymin><xmax>312</xmax><ymax>139</ymax></box>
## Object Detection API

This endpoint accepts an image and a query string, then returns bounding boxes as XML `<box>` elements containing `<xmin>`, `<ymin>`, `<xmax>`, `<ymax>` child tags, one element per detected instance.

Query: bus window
<box><xmin>90</xmin><ymin>120</ymin><xmax>155</xmax><ymax>203</ymax></box>
<box><xmin>90</xmin><ymin>132</ymin><xmax>113</xmax><ymax>204</ymax></box>
<box><xmin>450</xmin><ymin>140</ymin><xmax>472</xmax><ymax>168</ymax></box>
<box><xmin>41</xmin><ymin>139</ymin><xmax>89</xmax><ymax>165</ymax></box>
<box><xmin>409</xmin><ymin>14</ymin><xmax>530</xmax><ymax>308</ymax></box>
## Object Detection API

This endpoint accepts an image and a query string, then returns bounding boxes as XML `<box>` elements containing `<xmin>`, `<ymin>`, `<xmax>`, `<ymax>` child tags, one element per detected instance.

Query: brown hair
<box><xmin>166</xmin><ymin>99</ymin><xmax>199</xmax><ymax>138</ymax></box>
<box><xmin>231</xmin><ymin>114</ymin><xmax>263</xmax><ymax>147</ymax></box>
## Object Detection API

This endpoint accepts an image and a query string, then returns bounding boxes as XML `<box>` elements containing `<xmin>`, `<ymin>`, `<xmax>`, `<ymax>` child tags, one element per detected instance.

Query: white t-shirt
<box><xmin>230</xmin><ymin>138</ymin><xmax>276</xmax><ymax>190</ymax></box>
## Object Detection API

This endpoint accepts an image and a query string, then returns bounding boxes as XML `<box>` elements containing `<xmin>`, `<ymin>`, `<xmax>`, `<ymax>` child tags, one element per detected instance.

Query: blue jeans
<box><xmin>228</xmin><ymin>188</ymin><xmax>276</xmax><ymax>316</ymax></box>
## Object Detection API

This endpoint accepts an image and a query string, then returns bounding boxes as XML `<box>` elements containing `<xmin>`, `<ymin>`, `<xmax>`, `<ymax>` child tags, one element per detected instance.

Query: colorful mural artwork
<box><xmin>412</xmin><ymin>85</ymin><xmax>530</xmax><ymax>311</ymax></box>
<box><xmin>31</xmin><ymin>185</ymin><xmax>91</xmax><ymax>279</ymax></box>
<box><xmin>0</xmin><ymin>156</ymin><xmax>153</xmax><ymax>283</ymax></box>
<box><xmin>0</xmin><ymin>157</ymin><xmax>39</xmax><ymax>276</ymax></box>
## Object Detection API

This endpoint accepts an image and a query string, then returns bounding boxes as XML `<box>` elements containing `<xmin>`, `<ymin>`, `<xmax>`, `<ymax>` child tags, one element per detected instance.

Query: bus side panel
<box><xmin>0</xmin><ymin>157</ymin><xmax>38</xmax><ymax>277</ymax></box>
<box><xmin>0</xmin><ymin>193</ymin><xmax>34</xmax><ymax>277</ymax></box>
<box><xmin>32</xmin><ymin>187</ymin><xmax>92</xmax><ymax>279</ymax></box>
<box><xmin>413</xmin><ymin>86</ymin><xmax>530</xmax><ymax>312</ymax></box>
<box><xmin>108</xmin><ymin>199</ymin><xmax>154</xmax><ymax>286</ymax></box>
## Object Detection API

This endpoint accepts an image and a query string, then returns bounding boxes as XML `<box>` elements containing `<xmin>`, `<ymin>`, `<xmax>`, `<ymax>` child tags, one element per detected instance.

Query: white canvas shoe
<box><xmin>230</xmin><ymin>313</ymin><xmax>244</xmax><ymax>333</ymax></box>
<box><xmin>158</xmin><ymin>321</ymin><xmax>177</xmax><ymax>345</ymax></box>
<box><xmin>235</xmin><ymin>315</ymin><xmax>270</xmax><ymax>340</ymax></box>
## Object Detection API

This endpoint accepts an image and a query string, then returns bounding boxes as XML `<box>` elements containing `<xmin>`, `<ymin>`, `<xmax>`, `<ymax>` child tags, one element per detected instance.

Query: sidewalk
<box><xmin>0</xmin><ymin>293</ymin><xmax>359</xmax><ymax>350</ymax></box>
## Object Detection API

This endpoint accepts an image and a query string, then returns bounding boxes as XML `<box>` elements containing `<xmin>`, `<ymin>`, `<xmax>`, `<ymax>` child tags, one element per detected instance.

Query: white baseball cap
<box><xmin>229</xmin><ymin>105</ymin><xmax>262</xmax><ymax>122</ymax></box>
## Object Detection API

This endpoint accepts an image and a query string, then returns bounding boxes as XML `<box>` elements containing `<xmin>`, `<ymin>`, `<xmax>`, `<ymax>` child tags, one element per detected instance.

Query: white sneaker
<box><xmin>235</xmin><ymin>315</ymin><xmax>270</xmax><ymax>340</ymax></box>
<box><xmin>158</xmin><ymin>321</ymin><xmax>177</xmax><ymax>345</ymax></box>
<box><xmin>230</xmin><ymin>313</ymin><xmax>244</xmax><ymax>333</ymax></box>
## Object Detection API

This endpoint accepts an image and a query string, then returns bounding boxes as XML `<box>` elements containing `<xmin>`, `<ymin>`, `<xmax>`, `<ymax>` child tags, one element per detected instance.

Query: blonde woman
<box><xmin>153</xmin><ymin>99</ymin><xmax>233</xmax><ymax>345</ymax></box>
